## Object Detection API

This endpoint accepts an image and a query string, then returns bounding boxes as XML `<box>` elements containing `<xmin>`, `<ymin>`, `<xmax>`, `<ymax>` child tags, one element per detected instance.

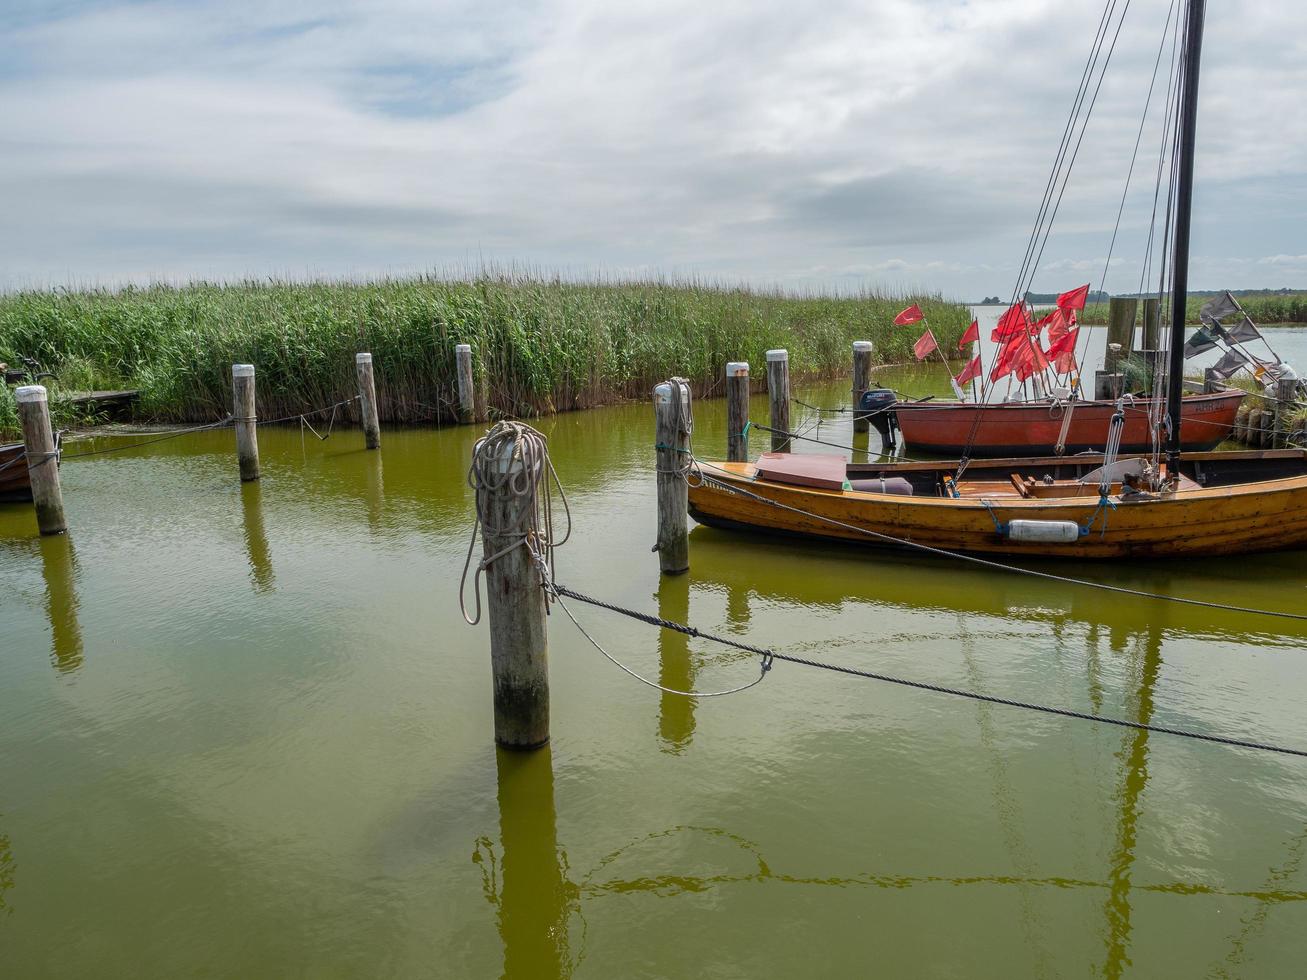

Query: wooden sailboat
<box><xmin>0</xmin><ymin>442</ymin><xmax>31</xmax><ymax>502</ymax></box>
<box><xmin>688</xmin><ymin>0</ymin><xmax>1307</xmax><ymax>559</ymax></box>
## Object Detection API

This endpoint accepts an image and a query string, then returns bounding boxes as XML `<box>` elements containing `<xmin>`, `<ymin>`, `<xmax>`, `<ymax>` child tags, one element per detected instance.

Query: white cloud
<box><xmin>1</xmin><ymin>0</ymin><xmax>1304</xmax><ymax>297</ymax></box>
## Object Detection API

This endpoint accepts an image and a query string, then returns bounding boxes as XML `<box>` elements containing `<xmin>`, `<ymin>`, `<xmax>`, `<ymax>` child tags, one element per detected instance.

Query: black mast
<box><xmin>1165</xmin><ymin>0</ymin><xmax>1207</xmax><ymax>471</ymax></box>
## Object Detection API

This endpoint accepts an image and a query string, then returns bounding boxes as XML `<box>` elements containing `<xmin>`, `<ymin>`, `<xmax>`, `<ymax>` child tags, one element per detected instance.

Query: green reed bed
<box><xmin>0</xmin><ymin>276</ymin><xmax>968</xmax><ymax>436</ymax></box>
<box><xmin>1077</xmin><ymin>293</ymin><xmax>1307</xmax><ymax>326</ymax></box>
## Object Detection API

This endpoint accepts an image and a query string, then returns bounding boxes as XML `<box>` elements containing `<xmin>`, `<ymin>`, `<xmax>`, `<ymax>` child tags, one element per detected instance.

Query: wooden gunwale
<box><xmin>688</xmin><ymin>451</ymin><xmax>1307</xmax><ymax>558</ymax></box>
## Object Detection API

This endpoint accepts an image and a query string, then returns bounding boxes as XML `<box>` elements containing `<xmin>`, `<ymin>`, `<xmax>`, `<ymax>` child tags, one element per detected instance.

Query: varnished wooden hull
<box><xmin>688</xmin><ymin>450</ymin><xmax>1307</xmax><ymax>559</ymax></box>
<box><xmin>894</xmin><ymin>389</ymin><xmax>1244</xmax><ymax>456</ymax></box>
<box><xmin>0</xmin><ymin>442</ymin><xmax>32</xmax><ymax>503</ymax></box>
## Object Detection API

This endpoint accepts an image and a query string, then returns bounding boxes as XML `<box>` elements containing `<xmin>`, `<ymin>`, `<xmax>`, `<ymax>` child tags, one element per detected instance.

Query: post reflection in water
<box><xmin>655</xmin><ymin>573</ymin><xmax>695</xmax><ymax>753</ymax></box>
<box><xmin>1100</xmin><ymin>620</ymin><xmax>1164</xmax><ymax>980</ymax></box>
<box><xmin>39</xmin><ymin>534</ymin><xmax>83</xmax><ymax>673</ymax></box>
<box><xmin>364</xmin><ymin>450</ymin><xmax>385</xmax><ymax>535</ymax></box>
<box><xmin>239</xmin><ymin>482</ymin><xmax>274</xmax><ymax>593</ymax></box>
<box><xmin>491</xmin><ymin>746</ymin><xmax>574</xmax><ymax>980</ymax></box>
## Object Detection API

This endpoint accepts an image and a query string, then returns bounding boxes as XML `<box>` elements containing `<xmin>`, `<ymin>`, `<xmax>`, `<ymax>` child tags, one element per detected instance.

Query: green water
<box><xmin>3</xmin><ymin>380</ymin><xmax>1307</xmax><ymax>978</ymax></box>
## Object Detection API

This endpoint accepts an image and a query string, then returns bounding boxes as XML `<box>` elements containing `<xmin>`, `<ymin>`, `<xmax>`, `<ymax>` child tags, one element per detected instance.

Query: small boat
<box><xmin>0</xmin><ymin>442</ymin><xmax>32</xmax><ymax>502</ymax></box>
<box><xmin>688</xmin><ymin>450</ymin><xmax>1307</xmax><ymax>559</ymax></box>
<box><xmin>689</xmin><ymin>0</ymin><xmax>1307</xmax><ymax>561</ymax></box>
<box><xmin>891</xmin><ymin>388</ymin><xmax>1244</xmax><ymax>456</ymax></box>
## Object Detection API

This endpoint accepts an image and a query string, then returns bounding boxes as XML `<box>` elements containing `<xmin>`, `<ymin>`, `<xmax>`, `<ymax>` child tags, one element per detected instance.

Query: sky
<box><xmin>1</xmin><ymin>0</ymin><xmax>1305</xmax><ymax>299</ymax></box>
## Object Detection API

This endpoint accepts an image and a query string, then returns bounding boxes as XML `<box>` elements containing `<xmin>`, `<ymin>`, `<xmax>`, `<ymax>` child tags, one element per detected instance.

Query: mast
<box><xmin>1165</xmin><ymin>0</ymin><xmax>1207</xmax><ymax>471</ymax></box>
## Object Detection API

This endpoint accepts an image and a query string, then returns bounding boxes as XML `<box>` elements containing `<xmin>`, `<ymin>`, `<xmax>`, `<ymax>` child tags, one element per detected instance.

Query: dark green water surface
<box><xmin>3</xmin><ymin>379</ymin><xmax>1307</xmax><ymax>978</ymax></box>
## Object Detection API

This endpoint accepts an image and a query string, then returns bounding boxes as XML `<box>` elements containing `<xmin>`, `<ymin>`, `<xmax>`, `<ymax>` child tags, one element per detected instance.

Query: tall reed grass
<box><xmin>0</xmin><ymin>274</ymin><xmax>968</xmax><ymax>435</ymax></box>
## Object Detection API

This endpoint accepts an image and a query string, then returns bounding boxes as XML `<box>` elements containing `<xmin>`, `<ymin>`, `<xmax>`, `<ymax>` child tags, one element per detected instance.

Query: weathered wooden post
<box><xmin>1104</xmin><ymin>297</ymin><xmax>1138</xmax><ymax>373</ymax></box>
<box><xmin>231</xmin><ymin>364</ymin><xmax>260</xmax><ymax>482</ymax></box>
<box><xmin>1274</xmin><ymin>377</ymin><xmax>1298</xmax><ymax>448</ymax></box>
<box><xmin>852</xmin><ymin>341</ymin><xmax>873</xmax><ymax>433</ymax></box>
<box><xmin>726</xmin><ymin>361</ymin><xmax>750</xmax><ymax>463</ymax></box>
<box><xmin>355</xmin><ymin>352</ymin><xmax>381</xmax><ymax>449</ymax></box>
<box><xmin>765</xmin><ymin>349</ymin><xmax>790</xmax><ymax>452</ymax></box>
<box><xmin>653</xmin><ymin>379</ymin><xmax>691</xmax><ymax>575</ymax></box>
<box><xmin>477</xmin><ymin>426</ymin><xmax>549</xmax><ymax>748</ymax></box>
<box><xmin>1141</xmin><ymin>297</ymin><xmax>1161</xmax><ymax>349</ymax></box>
<box><xmin>456</xmin><ymin>344</ymin><xmax>479</xmax><ymax>425</ymax></box>
<box><xmin>16</xmin><ymin>385</ymin><xmax>67</xmax><ymax>535</ymax></box>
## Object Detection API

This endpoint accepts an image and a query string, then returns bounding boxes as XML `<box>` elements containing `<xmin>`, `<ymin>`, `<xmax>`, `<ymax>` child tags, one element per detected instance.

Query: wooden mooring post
<box><xmin>726</xmin><ymin>362</ymin><xmax>749</xmax><ymax>463</ymax></box>
<box><xmin>16</xmin><ymin>385</ymin><xmax>67</xmax><ymax>535</ymax></box>
<box><xmin>653</xmin><ymin>379</ymin><xmax>691</xmax><ymax>575</ymax></box>
<box><xmin>1104</xmin><ymin>298</ymin><xmax>1137</xmax><ymax>373</ymax></box>
<box><xmin>765</xmin><ymin>349</ymin><xmax>790</xmax><ymax>452</ymax></box>
<box><xmin>355</xmin><ymin>352</ymin><xmax>381</xmax><ymax>449</ymax></box>
<box><xmin>1141</xmin><ymin>297</ymin><xmax>1161</xmax><ymax>349</ymax></box>
<box><xmin>232</xmin><ymin>364</ymin><xmax>260</xmax><ymax>482</ymax></box>
<box><xmin>852</xmin><ymin>341</ymin><xmax>873</xmax><ymax>433</ymax></box>
<box><xmin>1274</xmin><ymin>377</ymin><xmax>1299</xmax><ymax>448</ymax></box>
<box><xmin>456</xmin><ymin>344</ymin><xmax>484</xmax><ymax>425</ymax></box>
<box><xmin>477</xmin><ymin>428</ymin><xmax>550</xmax><ymax>748</ymax></box>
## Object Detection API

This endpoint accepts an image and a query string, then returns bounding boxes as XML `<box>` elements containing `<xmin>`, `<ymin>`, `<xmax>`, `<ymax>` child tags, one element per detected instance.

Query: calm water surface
<box><xmin>3</xmin><ymin>368</ymin><xmax>1307</xmax><ymax>977</ymax></box>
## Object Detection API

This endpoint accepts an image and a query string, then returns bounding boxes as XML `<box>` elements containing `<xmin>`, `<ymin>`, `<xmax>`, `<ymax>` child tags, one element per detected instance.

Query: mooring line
<box><xmin>550</xmin><ymin>583</ymin><xmax>1307</xmax><ymax>758</ymax></box>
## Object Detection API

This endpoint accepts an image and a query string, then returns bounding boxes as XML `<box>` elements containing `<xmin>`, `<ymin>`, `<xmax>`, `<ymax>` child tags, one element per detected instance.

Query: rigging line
<box><xmin>1023</xmin><ymin>0</ymin><xmax>1137</xmax><ymax>299</ymax></box>
<box><xmin>689</xmin><ymin>458</ymin><xmax>1307</xmax><ymax>624</ymax></box>
<box><xmin>1098</xmin><ymin>0</ymin><xmax>1179</xmax><ymax>300</ymax></box>
<box><xmin>551</xmin><ymin>584</ymin><xmax>1307</xmax><ymax>758</ymax></box>
<box><xmin>745</xmin><ymin>421</ymin><xmax>924</xmax><ymax>461</ymax></box>
<box><xmin>1010</xmin><ymin>0</ymin><xmax>1121</xmax><ymax>307</ymax></box>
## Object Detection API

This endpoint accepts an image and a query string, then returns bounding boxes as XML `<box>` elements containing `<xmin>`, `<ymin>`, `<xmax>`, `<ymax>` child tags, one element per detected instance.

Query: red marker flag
<box><xmin>990</xmin><ymin>302</ymin><xmax>1030</xmax><ymax>341</ymax></box>
<box><xmin>1057</xmin><ymin>283</ymin><xmax>1090</xmax><ymax>313</ymax></box>
<box><xmin>1045</xmin><ymin>327</ymin><xmax>1079</xmax><ymax>373</ymax></box>
<box><xmin>894</xmin><ymin>304</ymin><xmax>925</xmax><ymax>326</ymax></box>
<box><xmin>959</xmin><ymin>319</ymin><xmax>979</xmax><ymax>349</ymax></box>
<box><xmin>913</xmin><ymin>329</ymin><xmax>938</xmax><ymax>360</ymax></box>
<box><xmin>955</xmin><ymin>354</ymin><xmax>982</xmax><ymax>386</ymax></box>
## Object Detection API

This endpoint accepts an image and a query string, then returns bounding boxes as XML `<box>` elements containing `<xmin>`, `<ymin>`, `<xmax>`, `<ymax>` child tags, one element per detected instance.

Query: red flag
<box><xmin>913</xmin><ymin>329</ymin><xmax>938</xmax><ymax>360</ymax></box>
<box><xmin>989</xmin><ymin>336</ymin><xmax>1023</xmax><ymax>381</ymax></box>
<box><xmin>1045</xmin><ymin>327</ymin><xmax>1079</xmax><ymax>374</ymax></box>
<box><xmin>1057</xmin><ymin>283</ymin><xmax>1090</xmax><ymax>313</ymax></box>
<box><xmin>1045</xmin><ymin>307</ymin><xmax>1071</xmax><ymax>343</ymax></box>
<box><xmin>990</xmin><ymin>302</ymin><xmax>1030</xmax><ymax>341</ymax></box>
<box><xmin>894</xmin><ymin>304</ymin><xmax>925</xmax><ymax>326</ymax></box>
<box><xmin>955</xmin><ymin>354</ymin><xmax>982</xmax><ymax>386</ymax></box>
<box><xmin>958</xmin><ymin>319</ymin><xmax>979</xmax><ymax>349</ymax></box>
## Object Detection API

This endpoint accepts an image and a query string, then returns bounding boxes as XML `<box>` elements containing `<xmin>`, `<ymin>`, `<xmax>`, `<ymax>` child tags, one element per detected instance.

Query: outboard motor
<box><xmin>857</xmin><ymin>387</ymin><xmax>898</xmax><ymax>448</ymax></box>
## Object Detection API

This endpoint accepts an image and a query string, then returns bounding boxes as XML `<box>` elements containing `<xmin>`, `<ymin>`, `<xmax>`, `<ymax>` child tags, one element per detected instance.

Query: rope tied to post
<box><xmin>459</xmin><ymin>420</ymin><xmax>571</xmax><ymax>625</ymax></box>
<box><xmin>655</xmin><ymin>377</ymin><xmax>696</xmax><ymax>480</ymax></box>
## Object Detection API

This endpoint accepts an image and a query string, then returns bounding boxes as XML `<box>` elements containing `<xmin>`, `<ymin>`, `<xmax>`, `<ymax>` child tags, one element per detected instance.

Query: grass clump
<box><xmin>0</xmin><ymin>274</ymin><xmax>969</xmax><ymax>435</ymax></box>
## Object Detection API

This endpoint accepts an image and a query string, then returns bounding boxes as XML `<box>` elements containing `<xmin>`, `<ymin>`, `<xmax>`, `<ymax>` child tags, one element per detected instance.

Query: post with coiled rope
<box><xmin>726</xmin><ymin>361</ymin><xmax>749</xmax><ymax>463</ymax></box>
<box><xmin>232</xmin><ymin>364</ymin><xmax>260</xmax><ymax>482</ymax></box>
<box><xmin>355</xmin><ymin>353</ymin><xmax>381</xmax><ymax>449</ymax></box>
<box><xmin>467</xmin><ymin>422</ymin><xmax>556</xmax><ymax>748</ymax></box>
<box><xmin>17</xmin><ymin>385</ymin><xmax>67</xmax><ymax>535</ymax></box>
<box><xmin>653</xmin><ymin>379</ymin><xmax>692</xmax><ymax>574</ymax></box>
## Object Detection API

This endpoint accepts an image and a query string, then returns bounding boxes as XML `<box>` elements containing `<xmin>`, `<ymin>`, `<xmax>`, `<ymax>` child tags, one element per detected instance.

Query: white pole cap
<box><xmin>766</xmin><ymin>349</ymin><xmax>788</xmax><ymax>362</ymax></box>
<box><xmin>853</xmin><ymin>341</ymin><xmax>873</xmax><ymax>353</ymax></box>
<box><xmin>356</xmin><ymin>352</ymin><xmax>372</xmax><ymax>364</ymax></box>
<box><xmin>726</xmin><ymin>361</ymin><xmax>749</xmax><ymax>377</ymax></box>
<box><xmin>653</xmin><ymin>381</ymin><xmax>672</xmax><ymax>403</ymax></box>
<box><xmin>455</xmin><ymin>344</ymin><xmax>472</xmax><ymax>354</ymax></box>
<box><xmin>232</xmin><ymin>363</ymin><xmax>255</xmax><ymax>378</ymax></box>
<box><xmin>15</xmin><ymin>385</ymin><xmax>47</xmax><ymax>403</ymax></box>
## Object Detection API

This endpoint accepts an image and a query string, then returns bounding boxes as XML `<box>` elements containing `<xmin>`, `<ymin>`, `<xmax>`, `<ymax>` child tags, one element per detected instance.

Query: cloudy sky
<box><xmin>2</xmin><ymin>0</ymin><xmax>1304</xmax><ymax>298</ymax></box>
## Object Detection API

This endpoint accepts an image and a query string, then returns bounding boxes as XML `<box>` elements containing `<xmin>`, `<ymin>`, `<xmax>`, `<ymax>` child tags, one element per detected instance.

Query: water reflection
<box><xmin>482</xmin><ymin>746</ymin><xmax>575</xmax><ymax>979</ymax></box>
<box><xmin>364</xmin><ymin>450</ymin><xmax>386</xmax><ymax>535</ymax></box>
<box><xmin>39</xmin><ymin>535</ymin><xmax>83</xmax><ymax>674</ymax></box>
<box><xmin>239</xmin><ymin>482</ymin><xmax>274</xmax><ymax>593</ymax></box>
<box><xmin>1100</xmin><ymin>621</ymin><xmax>1164</xmax><ymax>979</ymax></box>
<box><xmin>655</xmin><ymin>574</ymin><xmax>695</xmax><ymax>753</ymax></box>
<box><xmin>0</xmin><ymin>819</ymin><xmax>13</xmax><ymax>916</ymax></box>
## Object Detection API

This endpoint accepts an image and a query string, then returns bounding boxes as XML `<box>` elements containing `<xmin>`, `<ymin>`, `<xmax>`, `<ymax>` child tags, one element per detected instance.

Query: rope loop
<box><xmin>459</xmin><ymin>420</ymin><xmax>571</xmax><ymax>625</ymax></box>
